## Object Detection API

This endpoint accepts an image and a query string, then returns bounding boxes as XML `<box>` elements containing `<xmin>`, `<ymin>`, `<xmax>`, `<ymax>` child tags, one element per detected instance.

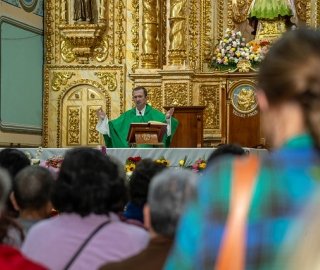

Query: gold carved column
<box><xmin>168</xmin><ymin>0</ymin><xmax>187</xmax><ymax>65</ymax></box>
<box><xmin>141</xmin><ymin>0</ymin><xmax>159</xmax><ymax>68</ymax></box>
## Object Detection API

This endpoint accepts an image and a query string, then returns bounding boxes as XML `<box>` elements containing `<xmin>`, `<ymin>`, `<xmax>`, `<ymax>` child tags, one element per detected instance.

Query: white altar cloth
<box><xmin>10</xmin><ymin>148</ymin><xmax>268</xmax><ymax>167</ymax></box>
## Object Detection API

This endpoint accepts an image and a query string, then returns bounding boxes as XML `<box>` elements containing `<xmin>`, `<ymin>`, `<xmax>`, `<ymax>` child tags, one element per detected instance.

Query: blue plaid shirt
<box><xmin>164</xmin><ymin>134</ymin><xmax>320</xmax><ymax>270</ymax></box>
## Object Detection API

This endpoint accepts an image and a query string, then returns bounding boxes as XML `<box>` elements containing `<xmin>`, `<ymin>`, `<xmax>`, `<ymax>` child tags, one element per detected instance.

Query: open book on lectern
<box><xmin>126</xmin><ymin>121</ymin><xmax>167</xmax><ymax>144</ymax></box>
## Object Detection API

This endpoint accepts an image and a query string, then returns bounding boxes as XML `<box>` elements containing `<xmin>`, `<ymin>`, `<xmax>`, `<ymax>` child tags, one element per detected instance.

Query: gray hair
<box><xmin>0</xmin><ymin>168</ymin><xmax>11</xmax><ymax>212</ymax></box>
<box><xmin>148</xmin><ymin>169</ymin><xmax>197</xmax><ymax>237</ymax></box>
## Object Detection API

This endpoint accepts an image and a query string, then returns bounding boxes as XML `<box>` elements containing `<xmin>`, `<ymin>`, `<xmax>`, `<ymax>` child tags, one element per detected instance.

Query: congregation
<box><xmin>1</xmin><ymin>28</ymin><xmax>320</xmax><ymax>270</ymax></box>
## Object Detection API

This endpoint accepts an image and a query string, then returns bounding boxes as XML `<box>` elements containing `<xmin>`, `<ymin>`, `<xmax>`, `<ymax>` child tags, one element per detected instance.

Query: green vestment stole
<box><xmin>103</xmin><ymin>104</ymin><xmax>178</xmax><ymax>148</ymax></box>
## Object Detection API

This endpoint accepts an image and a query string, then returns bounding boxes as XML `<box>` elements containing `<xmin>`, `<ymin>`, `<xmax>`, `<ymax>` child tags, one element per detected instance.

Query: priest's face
<box><xmin>133</xmin><ymin>89</ymin><xmax>148</xmax><ymax>111</ymax></box>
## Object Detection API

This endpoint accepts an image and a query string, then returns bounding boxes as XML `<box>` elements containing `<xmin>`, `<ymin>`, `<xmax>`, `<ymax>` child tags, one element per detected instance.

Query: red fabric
<box><xmin>0</xmin><ymin>245</ymin><xmax>47</xmax><ymax>270</ymax></box>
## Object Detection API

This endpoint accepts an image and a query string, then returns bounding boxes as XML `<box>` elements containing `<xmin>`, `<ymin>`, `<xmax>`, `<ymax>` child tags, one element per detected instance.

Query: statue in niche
<box><xmin>232</xmin><ymin>0</ymin><xmax>297</xmax><ymax>42</ymax></box>
<box><xmin>74</xmin><ymin>0</ymin><xmax>94</xmax><ymax>23</ymax></box>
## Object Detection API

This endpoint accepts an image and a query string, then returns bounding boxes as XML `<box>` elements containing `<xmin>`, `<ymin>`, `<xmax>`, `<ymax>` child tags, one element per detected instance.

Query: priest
<box><xmin>96</xmin><ymin>86</ymin><xmax>178</xmax><ymax>148</ymax></box>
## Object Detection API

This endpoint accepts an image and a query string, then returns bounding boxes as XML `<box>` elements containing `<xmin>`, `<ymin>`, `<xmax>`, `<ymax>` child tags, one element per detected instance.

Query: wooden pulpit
<box><xmin>126</xmin><ymin>122</ymin><xmax>167</xmax><ymax>147</ymax></box>
<box><xmin>164</xmin><ymin>106</ymin><xmax>206</xmax><ymax>148</ymax></box>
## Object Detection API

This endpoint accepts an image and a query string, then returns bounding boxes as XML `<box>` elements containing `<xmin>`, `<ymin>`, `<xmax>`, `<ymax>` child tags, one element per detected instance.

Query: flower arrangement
<box><xmin>25</xmin><ymin>147</ymin><xmax>43</xmax><ymax>165</ymax></box>
<box><xmin>191</xmin><ymin>156</ymin><xmax>207</xmax><ymax>172</ymax></box>
<box><xmin>247</xmin><ymin>40</ymin><xmax>270</xmax><ymax>64</ymax></box>
<box><xmin>96</xmin><ymin>145</ymin><xmax>107</xmax><ymax>155</ymax></box>
<box><xmin>211</xmin><ymin>29</ymin><xmax>270</xmax><ymax>70</ymax></box>
<box><xmin>45</xmin><ymin>155</ymin><xmax>64</xmax><ymax>169</ymax></box>
<box><xmin>125</xmin><ymin>156</ymin><xmax>142</xmax><ymax>172</ymax></box>
<box><xmin>179</xmin><ymin>155</ymin><xmax>189</xmax><ymax>168</ymax></box>
<box><xmin>155</xmin><ymin>156</ymin><xmax>170</xmax><ymax>167</ymax></box>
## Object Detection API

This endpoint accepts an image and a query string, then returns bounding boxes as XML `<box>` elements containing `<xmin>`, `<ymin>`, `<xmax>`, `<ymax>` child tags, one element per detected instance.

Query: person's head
<box><xmin>51</xmin><ymin>147</ymin><xmax>127</xmax><ymax>216</ymax></box>
<box><xmin>207</xmin><ymin>144</ymin><xmax>245</xmax><ymax>165</ymax></box>
<box><xmin>0</xmin><ymin>149</ymin><xmax>30</xmax><ymax>179</ymax></box>
<box><xmin>144</xmin><ymin>169</ymin><xmax>197</xmax><ymax>237</ymax></box>
<box><xmin>10</xmin><ymin>166</ymin><xmax>54</xmax><ymax>218</ymax></box>
<box><xmin>258</xmin><ymin>29</ymin><xmax>320</xmax><ymax>148</ymax></box>
<box><xmin>0</xmin><ymin>168</ymin><xmax>11</xmax><ymax>214</ymax></box>
<box><xmin>129</xmin><ymin>158</ymin><xmax>167</xmax><ymax>207</ymax></box>
<box><xmin>0</xmin><ymin>149</ymin><xmax>30</xmax><ymax>215</ymax></box>
<box><xmin>132</xmin><ymin>86</ymin><xmax>148</xmax><ymax>111</ymax></box>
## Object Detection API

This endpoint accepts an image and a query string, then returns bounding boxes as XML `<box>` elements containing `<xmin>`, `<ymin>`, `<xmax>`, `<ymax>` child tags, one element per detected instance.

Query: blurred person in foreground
<box><xmin>121</xmin><ymin>158</ymin><xmax>167</xmax><ymax>227</ymax></box>
<box><xmin>0</xmin><ymin>168</ymin><xmax>47</xmax><ymax>269</ymax></box>
<box><xmin>164</xmin><ymin>28</ymin><xmax>320</xmax><ymax>270</ymax></box>
<box><xmin>99</xmin><ymin>169</ymin><xmax>197</xmax><ymax>270</ymax></box>
<box><xmin>10</xmin><ymin>166</ymin><xmax>54</xmax><ymax>235</ymax></box>
<box><xmin>21</xmin><ymin>147</ymin><xmax>149</xmax><ymax>270</ymax></box>
<box><xmin>0</xmin><ymin>149</ymin><xmax>30</xmax><ymax>216</ymax></box>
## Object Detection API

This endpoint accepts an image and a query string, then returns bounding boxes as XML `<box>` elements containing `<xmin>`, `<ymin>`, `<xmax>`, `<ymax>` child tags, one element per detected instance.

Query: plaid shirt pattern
<box><xmin>164</xmin><ymin>134</ymin><xmax>320</xmax><ymax>270</ymax></box>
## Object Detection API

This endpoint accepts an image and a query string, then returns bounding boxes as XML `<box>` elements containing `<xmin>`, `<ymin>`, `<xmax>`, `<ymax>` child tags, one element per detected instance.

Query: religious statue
<box><xmin>74</xmin><ymin>0</ymin><xmax>94</xmax><ymax>22</ymax></box>
<box><xmin>237</xmin><ymin>88</ymin><xmax>255</xmax><ymax>111</ymax></box>
<box><xmin>232</xmin><ymin>0</ymin><xmax>297</xmax><ymax>42</ymax></box>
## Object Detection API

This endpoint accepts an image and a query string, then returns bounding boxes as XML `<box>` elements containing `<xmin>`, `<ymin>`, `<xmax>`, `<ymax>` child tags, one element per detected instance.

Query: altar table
<box><xmin>10</xmin><ymin>148</ymin><xmax>268</xmax><ymax>167</ymax></box>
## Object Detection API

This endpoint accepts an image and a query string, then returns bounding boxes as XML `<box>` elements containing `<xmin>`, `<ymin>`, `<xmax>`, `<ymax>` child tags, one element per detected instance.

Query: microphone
<box><xmin>139</xmin><ymin>111</ymin><xmax>146</xmax><ymax>123</ymax></box>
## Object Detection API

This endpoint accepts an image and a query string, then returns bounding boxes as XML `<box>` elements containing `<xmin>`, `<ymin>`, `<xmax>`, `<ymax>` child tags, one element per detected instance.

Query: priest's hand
<box><xmin>96</xmin><ymin>107</ymin><xmax>106</xmax><ymax>120</ymax></box>
<box><xmin>166</xmin><ymin>108</ymin><xmax>174</xmax><ymax>119</ymax></box>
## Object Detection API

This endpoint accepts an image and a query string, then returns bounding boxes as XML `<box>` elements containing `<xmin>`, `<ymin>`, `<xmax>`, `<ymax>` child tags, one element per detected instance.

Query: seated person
<box><xmin>99</xmin><ymin>169</ymin><xmax>198</xmax><ymax>270</ymax></box>
<box><xmin>121</xmin><ymin>159</ymin><xmax>167</xmax><ymax>226</ymax></box>
<box><xmin>21</xmin><ymin>147</ymin><xmax>149</xmax><ymax>270</ymax></box>
<box><xmin>10</xmin><ymin>166</ymin><xmax>54</xmax><ymax>234</ymax></box>
<box><xmin>0</xmin><ymin>168</ymin><xmax>47</xmax><ymax>269</ymax></box>
<box><xmin>0</xmin><ymin>148</ymin><xmax>31</xmax><ymax>217</ymax></box>
<box><xmin>96</xmin><ymin>86</ymin><xmax>178</xmax><ymax>148</ymax></box>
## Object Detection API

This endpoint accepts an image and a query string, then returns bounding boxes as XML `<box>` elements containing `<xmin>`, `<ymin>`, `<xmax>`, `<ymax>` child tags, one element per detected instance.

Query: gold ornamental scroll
<box><xmin>141</xmin><ymin>0</ymin><xmax>159</xmax><ymax>68</ymax></box>
<box><xmin>168</xmin><ymin>0</ymin><xmax>187</xmax><ymax>65</ymax></box>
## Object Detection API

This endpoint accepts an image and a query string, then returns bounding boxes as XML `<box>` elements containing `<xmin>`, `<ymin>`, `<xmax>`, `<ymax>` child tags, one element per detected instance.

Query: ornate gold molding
<box><xmin>93</xmin><ymin>35</ymin><xmax>109</xmax><ymax>62</ymax></box>
<box><xmin>201</xmin><ymin>0</ymin><xmax>212</xmax><ymax>65</ymax></box>
<box><xmin>227</xmin><ymin>0</ymin><xmax>234</xmax><ymax>30</ymax></box>
<box><xmin>145</xmin><ymin>86</ymin><xmax>163</xmax><ymax>112</ymax></box>
<box><xmin>131</xmin><ymin>0</ymin><xmax>139</xmax><ymax>72</ymax></box>
<box><xmin>56</xmin><ymin>79</ymin><xmax>111</xmax><ymax>147</ymax></box>
<box><xmin>88</xmin><ymin>106</ymin><xmax>101</xmax><ymax>144</ymax></box>
<box><xmin>67</xmin><ymin>106</ymin><xmax>81</xmax><ymax>145</ymax></box>
<box><xmin>231</xmin><ymin>0</ymin><xmax>253</xmax><ymax>23</ymax></box>
<box><xmin>296</xmin><ymin>0</ymin><xmax>308</xmax><ymax>20</ymax></box>
<box><xmin>94</xmin><ymin>72</ymin><xmax>117</xmax><ymax>91</ymax></box>
<box><xmin>189</xmin><ymin>0</ymin><xmax>198</xmax><ymax>69</ymax></box>
<box><xmin>61</xmin><ymin>38</ymin><xmax>75</xmax><ymax>62</ymax></box>
<box><xmin>200</xmin><ymin>85</ymin><xmax>220</xmax><ymax>131</ymax></box>
<box><xmin>218</xmin><ymin>0</ymin><xmax>225</xmax><ymax>39</ymax></box>
<box><xmin>45</xmin><ymin>0</ymin><xmax>54</xmax><ymax>64</ymax></box>
<box><xmin>164</xmin><ymin>83</ymin><xmax>189</xmax><ymax>106</ymax></box>
<box><xmin>59</xmin><ymin>24</ymin><xmax>106</xmax><ymax>64</ymax></box>
<box><xmin>115</xmin><ymin>0</ymin><xmax>125</xmax><ymax>64</ymax></box>
<box><xmin>52</xmin><ymin>72</ymin><xmax>75</xmax><ymax>91</ymax></box>
<box><xmin>161</xmin><ymin>0</ymin><xmax>167</xmax><ymax>66</ymax></box>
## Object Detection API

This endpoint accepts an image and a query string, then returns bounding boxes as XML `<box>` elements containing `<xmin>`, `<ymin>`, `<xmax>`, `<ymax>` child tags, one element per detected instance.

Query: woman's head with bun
<box><xmin>51</xmin><ymin>147</ymin><xmax>127</xmax><ymax>216</ymax></box>
<box><xmin>257</xmin><ymin>29</ymin><xmax>320</xmax><ymax>149</ymax></box>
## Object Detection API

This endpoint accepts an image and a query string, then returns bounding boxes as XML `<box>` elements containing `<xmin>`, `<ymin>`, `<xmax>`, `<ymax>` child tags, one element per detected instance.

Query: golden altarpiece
<box><xmin>42</xmin><ymin>0</ymin><xmax>320</xmax><ymax>148</ymax></box>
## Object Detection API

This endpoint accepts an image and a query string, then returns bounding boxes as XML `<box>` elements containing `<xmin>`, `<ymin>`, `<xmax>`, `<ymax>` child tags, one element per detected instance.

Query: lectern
<box><xmin>126</xmin><ymin>122</ymin><xmax>167</xmax><ymax>148</ymax></box>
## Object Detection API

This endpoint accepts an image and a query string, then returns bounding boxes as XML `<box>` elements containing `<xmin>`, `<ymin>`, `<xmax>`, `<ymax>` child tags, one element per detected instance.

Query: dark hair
<box><xmin>13</xmin><ymin>166</ymin><xmax>54</xmax><ymax>211</ymax></box>
<box><xmin>207</xmin><ymin>144</ymin><xmax>245</xmax><ymax>165</ymax></box>
<box><xmin>0</xmin><ymin>149</ymin><xmax>30</xmax><ymax>178</ymax></box>
<box><xmin>258</xmin><ymin>29</ymin><xmax>320</xmax><ymax>149</ymax></box>
<box><xmin>0</xmin><ymin>149</ymin><xmax>30</xmax><ymax>215</ymax></box>
<box><xmin>132</xmin><ymin>86</ymin><xmax>148</xmax><ymax>97</ymax></box>
<box><xmin>0</xmin><ymin>168</ymin><xmax>24</xmax><ymax>244</ymax></box>
<box><xmin>129</xmin><ymin>158</ymin><xmax>167</xmax><ymax>206</ymax></box>
<box><xmin>51</xmin><ymin>147</ymin><xmax>127</xmax><ymax>216</ymax></box>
